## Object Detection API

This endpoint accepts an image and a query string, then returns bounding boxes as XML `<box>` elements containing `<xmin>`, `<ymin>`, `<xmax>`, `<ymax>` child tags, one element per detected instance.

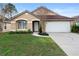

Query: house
<box><xmin>0</xmin><ymin>15</ymin><xmax>9</xmax><ymax>32</ymax></box>
<box><xmin>2</xmin><ymin>6</ymin><xmax>75</xmax><ymax>32</ymax></box>
<box><xmin>72</xmin><ymin>16</ymin><xmax>79</xmax><ymax>26</ymax></box>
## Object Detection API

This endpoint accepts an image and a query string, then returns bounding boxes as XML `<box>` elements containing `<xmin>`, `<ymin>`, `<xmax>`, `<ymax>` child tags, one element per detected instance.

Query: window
<box><xmin>4</xmin><ymin>23</ymin><xmax>7</xmax><ymax>29</ymax></box>
<box><xmin>4</xmin><ymin>26</ymin><xmax>6</xmax><ymax>29</ymax></box>
<box><xmin>17</xmin><ymin>20</ymin><xmax>27</xmax><ymax>29</ymax></box>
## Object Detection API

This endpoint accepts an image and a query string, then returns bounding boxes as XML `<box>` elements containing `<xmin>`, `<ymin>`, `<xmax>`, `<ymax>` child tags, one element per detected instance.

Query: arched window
<box><xmin>17</xmin><ymin>20</ymin><xmax>27</xmax><ymax>29</ymax></box>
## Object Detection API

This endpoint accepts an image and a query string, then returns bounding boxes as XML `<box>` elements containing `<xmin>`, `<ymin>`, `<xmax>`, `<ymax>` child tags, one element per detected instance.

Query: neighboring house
<box><xmin>1</xmin><ymin>6</ymin><xmax>76</xmax><ymax>32</ymax></box>
<box><xmin>72</xmin><ymin>16</ymin><xmax>79</xmax><ymax>26</ymax></box>
<box><xmin>0</xmin><ymin>15</ymin><xmax>3</xmax><ymax>31</ymax></box>
<box><xmin>0</xmin><ymin>15</ymin><xmax>8</xmax><ymax>32</ymax></box>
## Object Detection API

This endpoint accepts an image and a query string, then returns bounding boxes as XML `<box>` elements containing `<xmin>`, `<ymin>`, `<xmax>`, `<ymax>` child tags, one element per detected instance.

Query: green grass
<box><xmin>0</xmin><ymin>33</ymin><xmax>66</xmax><ymax>56</ymax></box>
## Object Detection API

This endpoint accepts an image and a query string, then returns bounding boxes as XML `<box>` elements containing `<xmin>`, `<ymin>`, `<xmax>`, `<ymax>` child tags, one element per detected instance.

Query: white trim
<box><xmin>16</xmin><ymin>29</ymin><xmax>28</xmax><ymax>31</ymax></box>
<box><xmin>15</xmin><ymin>18</ymin><xmax>28</xmax><ymax>21</ymax></box>
<box><xmin>32</xmin><ymin>19</ymin><xmax>40</xmax><ymax>21</ymax></box>
<box><xmin>25</xmin><ymin>13</ymin><xmax>29</xmax><ymax>15</ymax></box>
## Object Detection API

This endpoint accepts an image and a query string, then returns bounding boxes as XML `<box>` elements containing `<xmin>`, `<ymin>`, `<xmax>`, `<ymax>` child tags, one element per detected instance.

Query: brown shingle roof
<box><xmin>11</xmin><ymin>6</ymin><xmax>74</xmax><ymax>21</ymax></box>
<box><xmin>38</xmin><ymin>15</ymin><xmax>74</xmax><ymax>21</ymax></box>
<box><xmin>45</xmin><ymin>15</ymin><xmax>72</xmax><ymax>19</ymax></box>
<box><xmin>31</xmin><ymin>6</ymin><xmax>58</xmax><ymax>15</ymax></box>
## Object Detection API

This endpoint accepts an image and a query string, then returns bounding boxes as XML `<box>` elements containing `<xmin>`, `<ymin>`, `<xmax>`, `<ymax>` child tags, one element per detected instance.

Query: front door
<box><xmin>33</xmin><ymin>21</ymin><xmax>39</xmax><ymax>32</ymax></box>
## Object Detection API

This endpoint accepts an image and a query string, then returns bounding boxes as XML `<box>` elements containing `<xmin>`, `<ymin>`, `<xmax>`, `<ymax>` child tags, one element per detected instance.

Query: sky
<box><xmin>12</xmin><ymin>3</ymin><xmax>79</xmax><ymax>17</ymax></box>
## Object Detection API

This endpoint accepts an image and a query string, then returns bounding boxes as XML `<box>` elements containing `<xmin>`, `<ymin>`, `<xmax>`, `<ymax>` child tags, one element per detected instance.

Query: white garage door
<box><xmin>46</xmin><ymin>21</ymin><xmax>71</xmax><ymax>32</ymax></box>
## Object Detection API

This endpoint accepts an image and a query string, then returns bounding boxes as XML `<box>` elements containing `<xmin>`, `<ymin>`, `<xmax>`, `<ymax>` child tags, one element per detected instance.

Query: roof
<box><xmin>11</xmin><ymin>6</ymin><xmax>74</xmax><ymax>21</ymax></box>
<box><xmin>11</xmin><ymin>10</ymin><xmax>39</xmax><ymax>20</ymax></box>
<box><xmin>31</xmin><ymin>6</ymin><xmax>58</xmax><ymax>15</ymax></box>
<box><xmin>38</xmin><ymin>15</ymin><xmax>74</xmax><ymax>21</ymax></box>
<box><xmin>72</xmin><ymin>16</ymin><xmax>79</xmax><ymax>21</ymax></box>
<box><xmin>72</xmin><ymin>16</ymin><xmax>79</xmax><ymax>18</ymax></box>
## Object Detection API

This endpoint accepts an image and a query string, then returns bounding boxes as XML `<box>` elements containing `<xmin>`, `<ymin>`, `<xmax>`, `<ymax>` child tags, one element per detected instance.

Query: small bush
<box><xmin>39</xmin><ymin>32</ymin><xmax>49</xmax><ymax>36</ymax></box>
<box><xmin>39</xmin><ymin>25</ymin><xmax>42</xmax><ymax>33</ymax></box>
<box><xmin>27</xmin><ymin>29</ymin><xmax>32</xmax><ymax>33</ymax></box>
<box><xmin>71</xmin><ymin>24</ymin><xmax>79</xmax><ymax>33</ymax></box>
<box><xmin>9</xmin><ymin>30</ymin><xmax>33</xmax><ymax>34</ymax></box>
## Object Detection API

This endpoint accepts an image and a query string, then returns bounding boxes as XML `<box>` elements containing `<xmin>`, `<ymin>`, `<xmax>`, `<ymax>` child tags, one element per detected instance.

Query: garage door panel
<box><xmin>46</xmin><ymin>22</ymin><xmax>70</xmax><ymax>32</ymax></box>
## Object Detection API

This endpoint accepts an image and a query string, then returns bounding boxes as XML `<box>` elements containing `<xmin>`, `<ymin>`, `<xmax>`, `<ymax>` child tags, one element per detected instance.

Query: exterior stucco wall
<box><xmin>3</xmin><ymin>13</ymin><xmax>40</xmax><ymax>32</ymax></box>
<box><xmin>3</xmin><ymin>23</ymin><xmax>12</xmax><ymax>32</ymax></box>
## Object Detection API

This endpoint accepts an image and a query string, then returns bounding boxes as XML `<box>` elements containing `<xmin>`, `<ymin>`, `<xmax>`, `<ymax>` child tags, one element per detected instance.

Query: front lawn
<box><xmin>0</xmin><ymin>33</ymin><xmax>66</xmax><ymax>56</ymax></box>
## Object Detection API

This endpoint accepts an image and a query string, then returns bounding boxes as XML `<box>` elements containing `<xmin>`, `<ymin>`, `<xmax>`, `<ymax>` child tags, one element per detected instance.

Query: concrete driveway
<box><xmin>49</xmin><ymin>33</ymin><xmax>79</xmax><ymax>56</ymax></box>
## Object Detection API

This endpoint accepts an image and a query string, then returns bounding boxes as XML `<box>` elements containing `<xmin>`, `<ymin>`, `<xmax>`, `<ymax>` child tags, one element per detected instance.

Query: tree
<box><xmin>1</xmin><ymin>3</ymin><xmax>17</xmax><ymax>30</ymax></box>
<box><xmin>2</xmin><ymin>3</ymin><xmax>17</xmax><ymax>20</ymax></box>
<box><xmin>0</xmin><ymin>4</ymin><xmax>5</xmax><ymax>31</ymax></box>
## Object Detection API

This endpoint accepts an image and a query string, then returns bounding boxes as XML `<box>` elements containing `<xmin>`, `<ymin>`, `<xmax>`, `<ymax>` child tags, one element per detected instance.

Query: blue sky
<box><xmin>14</xmin><ymin>3</ymin><xmax>79</xmax><ymax>17</ymax></box>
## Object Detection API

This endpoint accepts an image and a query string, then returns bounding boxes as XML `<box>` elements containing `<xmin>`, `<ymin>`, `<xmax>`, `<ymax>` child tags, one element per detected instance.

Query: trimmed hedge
<box><xmin>9</xmin><ymin>31</ymin><xmax>33</xmax><ymax>34</ymax></box>
<box><xmin>9</xmin><ymin>29</ymin><xmax>33</xmax><ymax>34</ymax></box>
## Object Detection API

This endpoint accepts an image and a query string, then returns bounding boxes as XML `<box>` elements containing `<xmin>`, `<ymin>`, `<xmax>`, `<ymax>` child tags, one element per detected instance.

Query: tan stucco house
<box><xmin>0</xmin><ymin>6</ymin><xmax>76</xmax><ymax>32</ymax></box>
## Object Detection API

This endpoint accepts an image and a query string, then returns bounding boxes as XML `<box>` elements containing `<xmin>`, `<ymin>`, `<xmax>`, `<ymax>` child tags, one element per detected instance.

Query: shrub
<box><xmin>9</xmin><ymin>30</ymin><xmax>33</xmax><ymax>34</ymax></box>
<box><xmin>27</xmin><ymin>29</ymin><xmax>33</xmax><ymax>33</ymax></box>
<box><xmin>9</xmin><ymin>31</ymin><xmax>26</xmax><ymax>34</ymax></box>
<box><xmin>39</xmin><ymin>25</ymin><xmax>42</xmax><ymax>33</ymax></box>
<box><xmin>39</xmin><ymin>32</ymin><xmax>49</xmax><ymax>36</ymax></box>
<box><xmin>71</xmin><ymin>24</ymin><xmax>79</xmax><ymax>33</ymax></box>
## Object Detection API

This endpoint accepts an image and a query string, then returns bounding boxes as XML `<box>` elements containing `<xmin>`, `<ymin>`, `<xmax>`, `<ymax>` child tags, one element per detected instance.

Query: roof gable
<box><xmin>31</xmin><ymin>6</ymin><xmax>58</xmax><ymax>15</ymax></box>
<box><xmin>11</xmin><ymin>6</ymin><xmax>74</xmax><ymax>21</ymax></box>
<box><xmin>11</xmin><ymin>10</ymin><xmax>38</xmax><ymax>20</ymax></box>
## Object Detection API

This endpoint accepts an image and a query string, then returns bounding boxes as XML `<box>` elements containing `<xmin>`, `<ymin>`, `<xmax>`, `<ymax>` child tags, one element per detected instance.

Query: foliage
<box><xmin>2</xmin><ymin>3</ymin><xmax>17</xmax><ymax>20</ymax></box>
<box><xmin>39</xmin><ymin>32</ymin><xmax>49</xmax><ymax>36</ymax></box>
<box><xmin>71</xmin><ymin>24</ymin><xmax>79</xmax><ymax>33</ymax></box>
<box><xmin>27</xmin><ymin>29</ymin><xmax>32</xmax><ymax>33</ymax></box>
<box><xmin>39</xmin><ymin>25</ymin><xmax>42</xmax><ymax>33</ymax></box>
<box><xmin>9</xmin><ymin>30</ymin><xmax>33</xmax><ymax>34</ymax></box>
